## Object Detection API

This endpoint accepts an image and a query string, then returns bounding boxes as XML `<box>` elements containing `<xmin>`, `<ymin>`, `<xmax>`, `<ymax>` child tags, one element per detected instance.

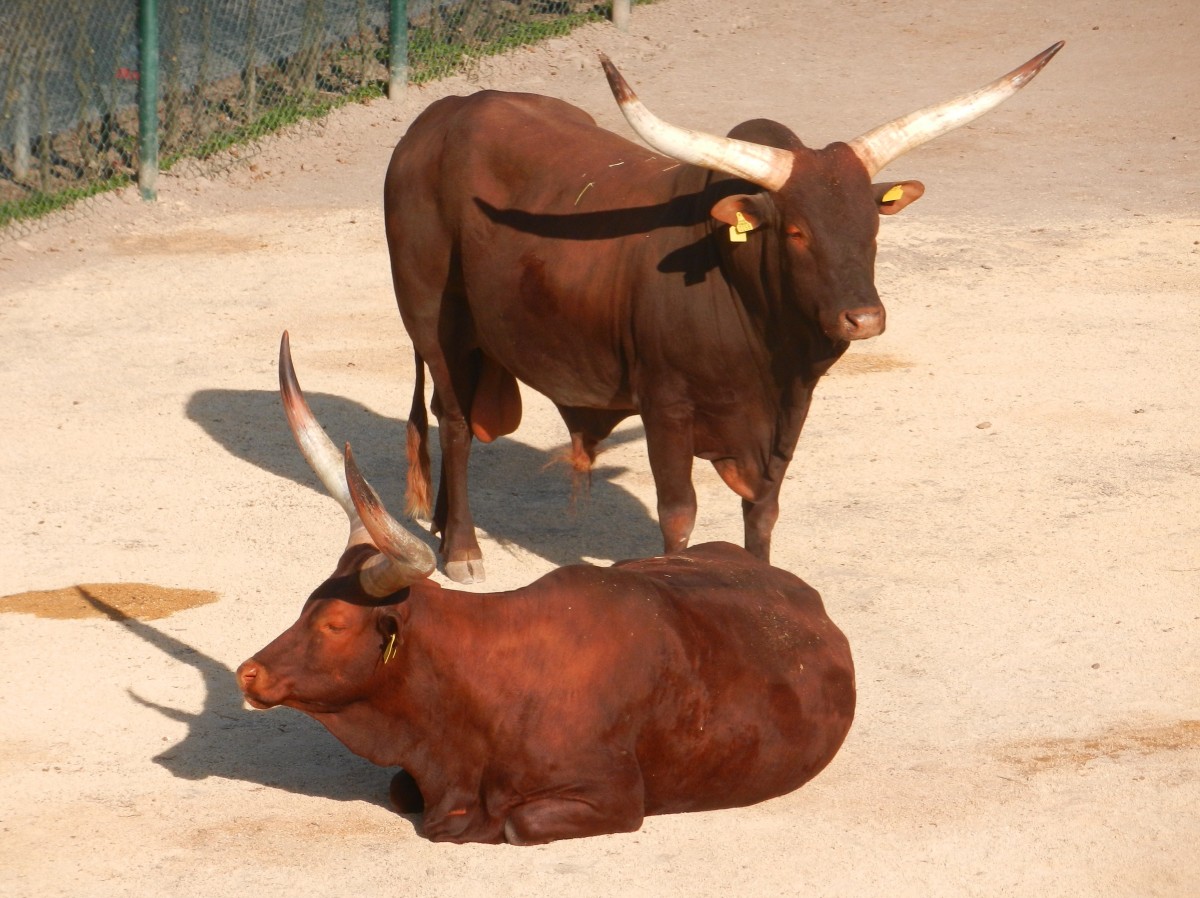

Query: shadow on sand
<box><xmin>185</xmin><ymin>388</ymin><xmax>660</xmax><ymax>570</ymax></box>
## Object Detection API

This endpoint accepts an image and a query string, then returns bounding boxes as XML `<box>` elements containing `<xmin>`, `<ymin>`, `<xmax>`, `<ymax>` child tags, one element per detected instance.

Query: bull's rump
<box><xmin>615</xmin><ymin>543</ymin><xmax>855</xmax><ymax>813</ymax></box>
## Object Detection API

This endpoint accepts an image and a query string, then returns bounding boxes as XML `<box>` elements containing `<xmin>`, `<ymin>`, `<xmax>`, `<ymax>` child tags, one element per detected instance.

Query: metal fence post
<box><xmin>612</xmin><ymin>0</ymin><xmax>631</xmax><ymax>31</ymax></box>
<box><xmin>389</xmin><ymin>0</ymin><xmax>408</xmax><ymax>102</ymax></box>
<box><xmin>12</xmin><ymin>73</ymin><xmax>31</xmax><ymax>180</ymax></box>
<box><xmin>138</xmin><ymin>0</ymin><xmax>160</xmax><ymax>201</ymax></box>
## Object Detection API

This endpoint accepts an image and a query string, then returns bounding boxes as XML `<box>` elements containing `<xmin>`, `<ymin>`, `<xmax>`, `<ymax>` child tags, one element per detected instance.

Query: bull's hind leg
<box><xmin>424</xmin><ymin>351</ymin><xmax>486</xmax><ymax>583</ymax></box>
<box><xmin>503</xmin><ymin>796</ymin><xmax>644</xmax><ymax>845</ymax></box>
<box><xmin>396</xmin><ymin>295</ymin><xmax>486</xmax><ymax>581</ymax></box>
<box><xmin>502</xmin><ymin>764</ymin><xmax>646</xmax><ymax>845</ymax></box>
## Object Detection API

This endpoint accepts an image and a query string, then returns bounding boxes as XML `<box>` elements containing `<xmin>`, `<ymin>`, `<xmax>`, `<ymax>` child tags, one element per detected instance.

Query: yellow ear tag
<box><xmin>880</xmin><ymin>184</ymin><xmax>905</xmax><ymax>204</ymax></box>
<box><xmin>729</xmin><ymin>210</ymin><xmax>754</xmax><ymax>243</ymax></box>
<box><xmin>383</xmin><ymin>632</ymin><xmax>398</xmax><ymax>664</ymax></box>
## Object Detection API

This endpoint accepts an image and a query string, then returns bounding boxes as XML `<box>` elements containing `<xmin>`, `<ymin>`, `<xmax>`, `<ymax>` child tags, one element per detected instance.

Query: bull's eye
<box><xmin>786</xmin><ymin>227</ymin><xmax>810</xmax><ymax>249</ymax></box>
<box><xmin>322</xmin><ymin>621</ymin><xmax>349</xmax><ymax>635</ymax></box>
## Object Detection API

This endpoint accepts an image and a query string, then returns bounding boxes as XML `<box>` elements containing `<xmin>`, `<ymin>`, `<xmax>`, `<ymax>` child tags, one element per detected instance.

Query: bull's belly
<box><xmin>482</xmin><ymin>340</ymin><xmax>634</xmax><ymax>411</ymax></box>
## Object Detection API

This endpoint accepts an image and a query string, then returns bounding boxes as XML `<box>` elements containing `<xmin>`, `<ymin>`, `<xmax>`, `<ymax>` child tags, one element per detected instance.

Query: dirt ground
<box><xmin>1</xmin><ymin>0</ymin><xmax>1197</xmax><ymax>894</ymax></box>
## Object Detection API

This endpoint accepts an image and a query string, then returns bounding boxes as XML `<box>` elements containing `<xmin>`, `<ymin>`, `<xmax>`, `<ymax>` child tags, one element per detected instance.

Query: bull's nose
<box><xmin>237</xmin><ymin>659</ymin><xmax>265</xmax><ymax>703</ymax></box>
<box><xmin>837</xmin><ymin>307</ymin><xmax>885</xmax><ymax>341</ymax></box>
<box><xmin>237</xmin><ymin>660</ymin><xmax>275</xmax><ymax>710</ymax></box>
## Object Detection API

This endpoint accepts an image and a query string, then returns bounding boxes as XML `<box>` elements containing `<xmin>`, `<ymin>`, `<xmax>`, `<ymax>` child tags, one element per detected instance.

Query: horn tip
<box><xmin>599</xmin><ymin>55</ymin><xmax>636</xmax><ymax>105</ymax></box>
<box><xmin>343</xmin><ymin>442</ymin><xmax>378</xmax><ymax>511</ymax></box>
<box><xmin>1031</xmin><ymin>40</ymin><xmax>1065</xmax><ymax>72</ymax></box>
<box><xmin>1040</xmin><ymin>40</ymin><xmax>1065</xmax><ymax>65</ymax></box>
<box><xmin>279</xmin><ymin>330</ymin><xmax>297</xmax><ymax>393</ymax></box>
<box><xmin>1009</xmin><ymin>40</ymin><xmax>1065</xmax><ymax>90</ymax></box>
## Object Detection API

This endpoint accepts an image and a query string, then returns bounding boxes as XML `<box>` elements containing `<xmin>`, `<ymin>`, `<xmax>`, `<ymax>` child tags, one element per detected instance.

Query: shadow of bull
<box><xmin>186</xmin><ymin>387</ymin><xmax>660</xmax><ymax>570</ymax></box>
<box><xmin>80</xmin><ymin>588</ymin><xmax>412</xmax><ymax>821</ymax></box>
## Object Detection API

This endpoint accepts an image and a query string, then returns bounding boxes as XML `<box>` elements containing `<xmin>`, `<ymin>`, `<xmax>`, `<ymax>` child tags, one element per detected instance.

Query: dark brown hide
<box><xmin>238</xmin><ymin>541</ymin><xmax>855</xmax><ymax>845</ymax></box>
<box><xmin>385</xmin><ymin>91</ymin><xmax>910</xmax><ymax>581</ymax></box>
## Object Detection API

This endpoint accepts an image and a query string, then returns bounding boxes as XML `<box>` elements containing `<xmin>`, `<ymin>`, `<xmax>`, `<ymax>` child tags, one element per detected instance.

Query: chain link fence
<box><xmin>1</xmin><ymin>0</ymin><xmax>647</xmax><ymax>233</ymax></box>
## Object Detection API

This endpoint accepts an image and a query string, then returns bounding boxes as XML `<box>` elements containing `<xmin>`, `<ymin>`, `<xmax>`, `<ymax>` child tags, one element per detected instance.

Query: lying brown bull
<box><xmin>237</xmin><ymin>334</ymin><xmax>855</xmax><ymax>844</ymax></box>
<box><xmin>385</xmin><ymin>43</ymin><xmax>1062</xmax><ymax>583</ymax></box>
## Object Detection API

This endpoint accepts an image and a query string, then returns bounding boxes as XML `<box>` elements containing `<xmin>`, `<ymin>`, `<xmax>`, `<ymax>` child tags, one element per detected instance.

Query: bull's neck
<box><xmin>706</xmin><ymin>225</ymin><xmax>844</xmax><ymax>386</ymax></box>
<box><xmin>312</xmin><ymin>586</ymin><xmax>524</xmax><ymax>769</ymax></box>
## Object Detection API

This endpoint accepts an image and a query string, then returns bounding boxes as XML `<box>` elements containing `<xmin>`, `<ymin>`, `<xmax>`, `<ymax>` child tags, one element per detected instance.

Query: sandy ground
<box><xmin>1</xmin><ymin>0</ymin><xmax>1197</xmax><ymax>894</ymax></box>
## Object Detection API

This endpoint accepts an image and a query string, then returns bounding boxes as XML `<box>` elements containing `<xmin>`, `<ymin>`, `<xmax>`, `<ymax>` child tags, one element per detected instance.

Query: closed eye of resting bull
<box><xmin>386</xmin><ymin>43</ymin><xmax>1063</xmax><ymax>582</ymax></box>
<box><xmin>237</xmin><ymin>334</ymin><xmax>856</xmax><ymax>845</ymax></box>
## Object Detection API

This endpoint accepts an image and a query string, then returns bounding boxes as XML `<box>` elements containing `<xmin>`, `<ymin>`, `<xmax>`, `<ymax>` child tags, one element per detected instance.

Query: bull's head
<box><xmin>600</xmin><ymin>42</ymin><xmax>1063</xmax><ymax>343</ymax></box>
<box><xmin>237</xmin><ymin>333</ymin><xmax>435</xmax><ymax>715</ymax></box>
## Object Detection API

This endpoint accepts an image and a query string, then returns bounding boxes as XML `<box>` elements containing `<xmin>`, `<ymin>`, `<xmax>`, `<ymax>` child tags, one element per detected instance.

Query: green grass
<box><xmin>0</xmin><ymin>173</ymin><xmax>133</xmax><ymax>229</ymax></box>
<box><xmin>163</xmin><ymin>82</ymin><xmax>388</xmax><ymax>167</ymax></box>
<box><xmin>409</xmin><ymin>8</ymin><xmax>608</xmax><ymax>84</ymax></box>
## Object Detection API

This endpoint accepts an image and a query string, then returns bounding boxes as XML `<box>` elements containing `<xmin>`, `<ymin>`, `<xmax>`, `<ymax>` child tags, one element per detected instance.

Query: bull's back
<box><xmin>615</xmin><ymin>543</ymin><xmax>856</xmax><ymax>814</ymax></box>
<box><xmin>385</xmin><ymin>90</ymin><xmax>637</xmax><ymax>227</ymax></box>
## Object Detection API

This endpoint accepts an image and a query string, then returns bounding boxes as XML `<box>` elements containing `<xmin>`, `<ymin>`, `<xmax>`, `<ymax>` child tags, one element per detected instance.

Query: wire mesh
<box><xmin>1</xmin><ymin>0</ymin><xmax>644</xmax><ymax>232</ymax></box>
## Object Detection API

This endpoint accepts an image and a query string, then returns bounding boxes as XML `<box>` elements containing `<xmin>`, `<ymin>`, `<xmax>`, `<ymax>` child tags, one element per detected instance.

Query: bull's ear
<box><xmin>710</xmin><ymin>194</ymin><xmax>771</xmax><ymax>233</ymax></box>
<box><xmin>874</xmin><ymin>180</ymin><xmax>924</xmax><ymax>215</ymax></box>
<box><xmin>379</xmin><ymin>614</ymin><xmax>402</xmax><ymax>663</ymax></box>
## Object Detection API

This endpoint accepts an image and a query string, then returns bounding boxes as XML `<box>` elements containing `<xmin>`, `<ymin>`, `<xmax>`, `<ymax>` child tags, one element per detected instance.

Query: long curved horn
<box><xmin>848</xmin><ymin>41</ymin><xmax>1064</xmax><ymax>177</ymax></box>
<box><xmin>600</xmin><ymin>54</ymin><xmax>793</xmax><ymax>191</ymax></box>
<box><xmin>279</xmin><ymin>331</ymin><xmax>360</xmax><ymax>526</ymax></box>
<box><xmin>279</xmin><ymin>332</ymin><xmax>435</xmax><ymax>596</ymax></box>
<box><xmin>345</xmin><ymin>444</ymin><xmax>437</xmax><ymax>594</ymax></box>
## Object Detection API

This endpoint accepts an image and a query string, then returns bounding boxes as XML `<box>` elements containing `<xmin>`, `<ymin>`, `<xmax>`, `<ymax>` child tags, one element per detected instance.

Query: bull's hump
<box><xmin>613</xmin><ymin>543</ymin><xmax>755</xmax><ymax>587</ymax></box>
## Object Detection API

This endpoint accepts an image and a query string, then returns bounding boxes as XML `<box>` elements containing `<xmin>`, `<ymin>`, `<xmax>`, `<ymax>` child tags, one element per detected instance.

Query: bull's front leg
<box><xmin>742</xmin><ymin>486</ymin><xmax>781</xmax><ymax>562</ymax></box>
<box><xmin>433</xmin><ymin>413</ymin><xmax>485</xmax><ymax>583</ymax></box>
<box><xmin>643</xmin><ymin>417</ymin><xmax>696</xmax><ymax>554</ymax></box>
<box><xmin>711</xmin><ymin>456</ymin><xmax>779</xmax><ymax>561</ymax></box>
<box><xmin>741</xmin><ymin>385</ymin><xmax>814</xmax><ymax>561</ymax></box>
<box><xmin>418</xmin><ymin>786</ymin><xmax>507</xmax><ymax>844</ymax></box>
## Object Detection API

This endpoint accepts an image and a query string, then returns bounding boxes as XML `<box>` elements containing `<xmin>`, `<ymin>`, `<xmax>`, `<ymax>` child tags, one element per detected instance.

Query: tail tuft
<box><xmin>404</xmin><ymin>355</ymin><xmax>433</xmax><ymax>520</ymax></box>
<box><xmin>542</xmin><ymin>441</ymin><xmax>599</xmax><ymax>513</ymax></box>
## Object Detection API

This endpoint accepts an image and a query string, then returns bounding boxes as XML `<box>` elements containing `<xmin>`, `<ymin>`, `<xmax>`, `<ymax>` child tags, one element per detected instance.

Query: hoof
<box><xmin>446</xmin><ymin>557</ymin><xmax>487</xmax><ymax>585</ymax></box>
<box><xmin>390</xmin><ymin>770</ymin><xmax>424</xmax><ymax>814</ymax></box>
<box><xmin>445</xmin><ymin>558</ymin><xmax>485</xmax><ymax>584</ymax></box>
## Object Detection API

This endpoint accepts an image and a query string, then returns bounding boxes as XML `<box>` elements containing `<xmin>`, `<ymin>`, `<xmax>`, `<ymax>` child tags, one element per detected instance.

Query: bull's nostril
<box><xmin>838</xmin><ymin>308</ymin><xmax>884</xmax><ymax>340</ymax></box>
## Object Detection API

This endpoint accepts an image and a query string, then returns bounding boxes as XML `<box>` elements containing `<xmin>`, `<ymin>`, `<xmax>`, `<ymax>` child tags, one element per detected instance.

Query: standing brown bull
<box><xmin>387</xmin><ymin>44</ymin><xmax>1063</xmax><ymax>583</ymax></box>
<box><xmin>237</xmin><ymin>334</ymin><xmax>855</xmax><ymax>845</ymax></box>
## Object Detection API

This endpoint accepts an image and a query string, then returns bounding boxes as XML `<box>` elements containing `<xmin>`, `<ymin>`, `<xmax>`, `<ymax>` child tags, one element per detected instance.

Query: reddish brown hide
<box><xmin>238</xmin><ymin>541</ymin><xmax>855</xmax><ymax>845</ymax></box>
<box><xmin>384</xmin><ymin>47</ymin><xmax>1061</xmax><ymax>583</ymax></box>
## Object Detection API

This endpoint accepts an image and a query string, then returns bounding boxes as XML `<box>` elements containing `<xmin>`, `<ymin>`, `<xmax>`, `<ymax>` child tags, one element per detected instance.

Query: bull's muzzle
<box><xmin>835</xmin><ymin>306</ymin><xmax>885</xmax><ymax>341</ymax></box>
<box><xmin>237</xmin><ymin>658</ymin><xmax>275</xmax><ymax>710</ymax></box>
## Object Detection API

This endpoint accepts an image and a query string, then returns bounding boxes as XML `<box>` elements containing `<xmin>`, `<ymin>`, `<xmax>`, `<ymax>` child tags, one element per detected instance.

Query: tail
<box><xmin>543</xmin><ymin>434</ymin><xmax>599</xmax><ymax>514</ymax></box>
<box><xmin>405</xmin><ymin>352</ymin><xmax>433</xmax><ymax>520</ymax></box>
